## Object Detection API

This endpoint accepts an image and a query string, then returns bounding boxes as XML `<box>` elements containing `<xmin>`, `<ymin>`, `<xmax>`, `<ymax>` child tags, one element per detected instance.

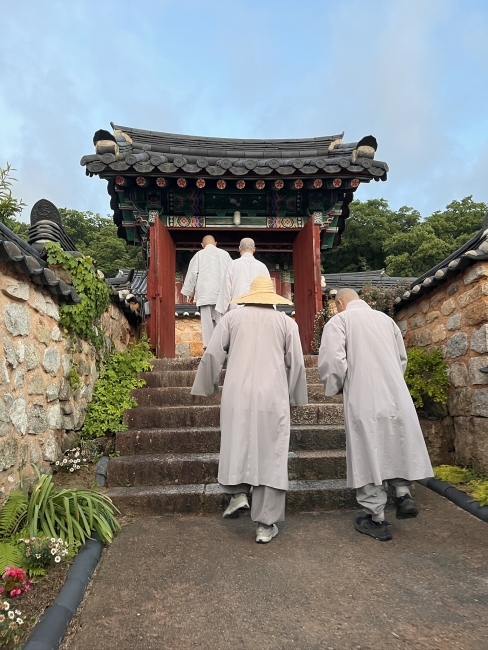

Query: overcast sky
<box><xmin>2</xmin><ymin>0</ymin><xmax>488</xmax><ymax>222</ymax></box>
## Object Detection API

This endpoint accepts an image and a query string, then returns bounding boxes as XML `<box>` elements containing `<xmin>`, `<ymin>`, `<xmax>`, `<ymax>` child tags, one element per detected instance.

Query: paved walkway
<box><xmin>61</xmin><ymin>486</ymin><xmax>488</xmax><ymax>650</ymax></box>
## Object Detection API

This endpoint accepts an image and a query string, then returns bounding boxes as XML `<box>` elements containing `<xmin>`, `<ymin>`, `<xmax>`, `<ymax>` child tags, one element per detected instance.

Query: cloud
<box><xmin>1</xmin><ymin>0</ymin><xmax>488</xmax><ymax>223</ymax></box>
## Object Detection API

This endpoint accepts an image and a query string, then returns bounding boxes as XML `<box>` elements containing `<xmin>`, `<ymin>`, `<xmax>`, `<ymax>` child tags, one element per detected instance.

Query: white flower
<box><xmin>51</xmin><ymin>549</ymin><xmax>56</xmax><ymax>555</ymax></box>
<box><xmin>8</xmin><ymin>611</ymin><xmax>14</xmax><ymax>619</ymax></box>
<box><xmin>3</xmin><ymin>602</ymin><xmax>9</xmax><ymax>610</ymax></box>
<box><xmin>69</xmin><ymin>468</ymin><xmax>74</xmax><ymax>472</ymax></box>
<box><xmin>16</xmin><ymin>618</ymin><xmax>23</xmax><ymax>625</ymax></box>
<box><xmin>58</xmin><ymin>539</ymin><xmax>63</xmax><ymax>544</ymax></box>
<box><xmin>35</xmin><ymin>554</ymin><xmax>41</xmax><ymax>559</ymax></box>
<box><xmin>0</xmin><ymin>615</ymin><xmax>4</xmax><ymax>622</ymax></box>
<box><xmin>55</xmin><ymin>461</ymin><xmax>60</xmax><ymax>465</ymax></box>
<box><xmin>75</xmin><ymin>452</ymin><xmax>80</xmax><ymax>458</ymax></box>
<box><xmin>51</xmin><ymin>538</ymin><xmax>56</xmax><ymax>543</ymax></box>
<box><xmin>55</xmin><ymin>556</ymin><xmax>61</xmax><ymax>563</ymax></box>
<box><xmin>14</xmin><ymin>610</ymin><xmax>20</xmax><ymax>616</ymax></box>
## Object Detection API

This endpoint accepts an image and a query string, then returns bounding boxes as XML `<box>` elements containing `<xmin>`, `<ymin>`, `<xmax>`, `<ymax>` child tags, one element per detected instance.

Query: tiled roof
<box><xmin>322</xmin><ymin>270</ymin><xmax>414</xmax><ymax>295</ymax></box>
<box><xmin>80</xmin><ymin>125</ymin><xmax>388</xmax><ymax>181</ymax></box>
<box><xmin>0</xmin><ymin>222</ymin><xmax>80</xmax><ymax>303</ymax></box>
<box><xmin>394</xmin><ymin>216</ymin><xmax>488</xmax><ymax>308</ymax></box>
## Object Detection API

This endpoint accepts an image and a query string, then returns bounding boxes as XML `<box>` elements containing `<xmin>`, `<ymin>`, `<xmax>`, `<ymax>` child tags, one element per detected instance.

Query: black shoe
<box><xmin>354</xmin><ymin>514</ymin><xmax>392</xmax><ymax>541</ymax></box>
<box><xmin>396</xmin><ymin>494</ymin><xmax>419</xmax><ymax>519</ymax></box>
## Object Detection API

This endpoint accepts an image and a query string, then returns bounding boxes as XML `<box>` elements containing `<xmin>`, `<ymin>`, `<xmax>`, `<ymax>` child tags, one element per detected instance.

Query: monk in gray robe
<box><xmin>318</xmin><ymin>288</ymin><xmax>433</xmax><ymax>541</ymax></box>
<box><xmin>215</xmin><ymin>237</ymin><xmax>270</xmax><ymax>315</ymax></box>
<box><xmin>192</xmin><ymin>275</ymin><xmax>308</xmax><ymax>543</ymax></box>
<box><xmin>181</xmin><ymin>235</ymin><xmax>232</xmax><ymax>349</ymax></box>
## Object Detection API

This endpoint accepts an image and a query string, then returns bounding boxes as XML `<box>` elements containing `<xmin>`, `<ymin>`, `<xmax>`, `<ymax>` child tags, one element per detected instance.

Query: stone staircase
<box><xmin>105</xmin><ymin>356</ymin><xmax>357</xmax><ymax>515</ymax></box>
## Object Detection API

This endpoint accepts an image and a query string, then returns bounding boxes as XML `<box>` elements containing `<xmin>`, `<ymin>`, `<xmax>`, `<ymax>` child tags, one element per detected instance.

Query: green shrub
<box><xmin>404</xmin><ymin>347</ymin><xmax>449</xmax><ymax>408</ymax></box>
<box><xmin>433</xmin><ymin>464</ymin><xmax>488</xmax><ymax>507</ymax></box>
<box><xmin>81</xmin><ymin>337</ymin><xmax>154</xmax><ymax>439</ymax></box>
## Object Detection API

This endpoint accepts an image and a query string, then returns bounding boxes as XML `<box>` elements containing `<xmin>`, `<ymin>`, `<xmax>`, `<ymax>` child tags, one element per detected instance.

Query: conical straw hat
<box><xmin>230</xmin><ymin>274</ymin><xmax>293</xmax><ymax>305</ymax></box>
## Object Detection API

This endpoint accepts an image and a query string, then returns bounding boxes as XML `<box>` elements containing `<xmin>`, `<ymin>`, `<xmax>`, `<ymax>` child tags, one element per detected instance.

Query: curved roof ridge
<box><xmin>111</xmin><ymin>122</ymin><xmax>345</xmax><ymax>148</ymax></box>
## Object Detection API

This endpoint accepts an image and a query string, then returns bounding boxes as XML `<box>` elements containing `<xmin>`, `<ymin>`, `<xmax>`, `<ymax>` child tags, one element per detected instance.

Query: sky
<box><xmin>2</xmin><ymin>0</ymin><xmax>488</xmax><ymax>222</ymax></box>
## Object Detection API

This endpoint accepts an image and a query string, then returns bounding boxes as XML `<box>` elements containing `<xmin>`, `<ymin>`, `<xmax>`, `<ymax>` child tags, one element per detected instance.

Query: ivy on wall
<box><xmin>44</xmin><ymin>242</ymin><xmax>111</xmax><ymax>349</ymax></box>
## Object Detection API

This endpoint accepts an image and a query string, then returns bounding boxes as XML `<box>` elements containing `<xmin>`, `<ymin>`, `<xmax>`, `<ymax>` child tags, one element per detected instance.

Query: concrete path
<box><xmin>61</xmin><ymin>486</ymin><xmax>488</xmax><ymax>650</ymax></box>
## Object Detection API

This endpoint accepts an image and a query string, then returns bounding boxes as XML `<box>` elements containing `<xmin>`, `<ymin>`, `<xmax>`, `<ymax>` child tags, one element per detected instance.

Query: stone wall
<box><xmin>0</xmin><ymin>261</ymin><xmax>133</xmax><ymax>499</ymax></box>
<box><xmin>395</xmin><ymin>261</ymin><xmax>488</xmax><ymax>472</ymax></box>
<box><xmin>175</xmin><ymin>317</ymin><xmax>204</xmax><ymax>357</ymax></box>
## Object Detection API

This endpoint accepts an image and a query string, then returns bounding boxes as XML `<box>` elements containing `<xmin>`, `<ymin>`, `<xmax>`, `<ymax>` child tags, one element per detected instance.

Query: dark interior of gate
<box><xmin>81</xmin><ymin>125</ymin><xmax>389</xmax><ymax>356</ymax></box>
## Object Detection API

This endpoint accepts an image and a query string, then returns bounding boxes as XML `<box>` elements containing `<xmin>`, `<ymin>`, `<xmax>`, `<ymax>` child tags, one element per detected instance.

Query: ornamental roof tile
<box><xmin>81</xmin><ymin>124</ymin><xmax>388</xmax><ymax>181</ymax></box>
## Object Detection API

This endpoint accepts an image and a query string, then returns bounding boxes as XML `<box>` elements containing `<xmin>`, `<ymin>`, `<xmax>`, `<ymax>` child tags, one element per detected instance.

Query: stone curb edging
<box><xmin>417</xmin><ymin>478</ymin><xmax>488</xmax><ymax>523</ymax></box>
<box><xmin>23</xmin><ymin>533</ymin><xmax>103</xmax><ymax>650</ymax></box>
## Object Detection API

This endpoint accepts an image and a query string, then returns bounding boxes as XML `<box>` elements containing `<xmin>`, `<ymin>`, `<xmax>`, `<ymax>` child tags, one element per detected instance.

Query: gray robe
<box><xmin>318</xmin><ymin>300</ymin><xmax>433</xmax><ymax>489</ymax></box>
<box><xmin>191</xmin><ymin>306</ymin><xmax>308</xmax><ymax>490</ymax></box>
<box><xmin>215</xmin><ymin>253</ymin><xmax>270</xmax><ymax>314</ymax></box>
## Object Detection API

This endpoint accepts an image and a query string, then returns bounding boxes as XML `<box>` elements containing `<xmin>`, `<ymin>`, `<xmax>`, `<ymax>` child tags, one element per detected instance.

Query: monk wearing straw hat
<box><xmin>191</xmin><ymin>275</ymin><xmax>308</xmax><ymax>543</ymax></box>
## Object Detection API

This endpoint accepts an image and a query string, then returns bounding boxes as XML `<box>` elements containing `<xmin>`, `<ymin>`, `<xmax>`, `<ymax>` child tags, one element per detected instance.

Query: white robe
<box><xmin>215</xmin><ymin>253</ymin><xmax>270</xmax><ymax>314</ymax></box>
<box><xmin>181</xmin><ymin>245</ymin><xmax>232</xmax><ymax>307</ymax></box>
<box><xmin>318</xmin><ymin>300</ymin><xmax>433</xmax><ymax>489</ymax></box>
<box><xmin>191</xmin><ymin>306</ymin><xmax>308</xmax><ymax>490</ymax></box>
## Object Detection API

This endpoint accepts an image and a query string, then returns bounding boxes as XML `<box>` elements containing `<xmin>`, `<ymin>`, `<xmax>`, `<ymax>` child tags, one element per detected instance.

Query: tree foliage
<box><xmin>0</xmin><ymin>164</ymin><xmax>28</xmax><ymax>238</ymax></box>
<box><xmin>59</xmin><ymin>209</ymin><xmax>144</xmax><ymax>277</ymax></box>
<box><xmin>323</xmin><ymin>196</ymin><xmax>487</xmax><ymax>278</ymax></box>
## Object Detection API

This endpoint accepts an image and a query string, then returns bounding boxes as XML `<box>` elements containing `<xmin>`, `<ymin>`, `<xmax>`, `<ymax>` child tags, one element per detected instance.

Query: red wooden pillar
<box><xmin>293</xmin><ymin>217</ymin><xmax>322</xmax><ymax>354</ymax></box>
<box><xmin>146</xmin><ymin>219</ymin><xmax>176</xmax><ymax>358</ymax></box>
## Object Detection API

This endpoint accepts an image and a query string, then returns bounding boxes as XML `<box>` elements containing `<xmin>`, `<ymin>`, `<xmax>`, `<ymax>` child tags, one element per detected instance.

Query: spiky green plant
<box><xmin>27</xmin><ymin>474</ymin><xmax>120</xmax><ymax>550</ymax></box>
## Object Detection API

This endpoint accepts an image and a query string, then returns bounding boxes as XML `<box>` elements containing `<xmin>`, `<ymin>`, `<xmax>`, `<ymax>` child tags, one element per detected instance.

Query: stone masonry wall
<box><xmin>175</xmin><ymin>317</ymin><xmax>204</xmax><ymax>357</ymax></box>
<box><xmin>395</xmin><ymin>261</ymin><xmax>488</xmax><ymax>473</ymax></box>
<box><xmin>0</xmin><ymin>261</ymin><xmax>133</xmax><ymax>500</ymax></box>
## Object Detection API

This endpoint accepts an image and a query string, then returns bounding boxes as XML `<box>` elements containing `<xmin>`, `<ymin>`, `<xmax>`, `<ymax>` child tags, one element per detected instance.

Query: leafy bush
<box><xmin>0</xmin><ymin>567</ymin><xmax>32</xmax><ymax>598</ymax></box>
<box><xmin>81</xmin><ymin>337</ymin><xmax>153</xmax><ymax>439</ymax></box>
<box><xmin>434</xmin><ymin>465</ymin><xmax>473</xmax><ymax>483</ymax></box>
<box><xmin>404</xmin><ymin>347</ymin><xmax>449</xmax><ymax>408</ymax></box>
<box><xmin>360</xmin><ymin>282</ymin><xmax>411</xmax><ymax>318</ymax></box>
<box><xmin>469</xmin><ymin>481</ymin><xmax>488</xmax><ymax>507</ymax></box>
<box><xmin>0</xmin><ymin>599</ymin><xmax>24</xmax><ymax>646</ymax></box>
<box><xmin>44</xmin><ymin>242</ymin><xmax>111</xmax><ymax>349</ymax></box>
<box><xmin>19</xmin><ymin>537</ymin><xmax>69</xmax><ymax>577</ymax></box>
<box><xmin>0</xmin><ymin>492</ymin><xmax>28</xmax><ymax>573</ymax></box>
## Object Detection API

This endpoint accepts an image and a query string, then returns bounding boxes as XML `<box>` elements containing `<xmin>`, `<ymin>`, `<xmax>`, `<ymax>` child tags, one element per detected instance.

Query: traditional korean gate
<box><xmin>146</xmin><ymin>218</ymin><xmax>176</xmax><ymax>358</ymax></box>
<box><xmin>293</xmin><ymin>217</ymin><xmax>322</xmax><ymax>354</ymax></box>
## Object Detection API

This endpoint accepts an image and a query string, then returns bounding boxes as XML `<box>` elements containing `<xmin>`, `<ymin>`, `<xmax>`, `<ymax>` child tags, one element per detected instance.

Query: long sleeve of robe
<box><xmin>181</xmin><ymin>245</ymin><xmax>232</xmax><ymax>307</ymax></box>
<box><xmin>215</xmin><ymin>253</ymin><xmax>270</xmax><ymax>314</ymax></box>
<box><xmin>191</xmin><ymin>306</ymin><xmax>308</xmax><ymax>490</ymax></box>
<box><xmin>318</xmin><ymin>300</ymin><xmax>433</xmax><ymax>489</ymax></box>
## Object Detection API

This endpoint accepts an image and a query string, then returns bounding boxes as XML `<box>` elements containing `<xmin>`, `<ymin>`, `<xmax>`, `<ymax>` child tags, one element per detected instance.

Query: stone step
<box><xmin>139</xmin><ymin>367</ymin><xmax>322</xmax><ymax>388</ymax></box>
<box><xmin>132</xmin><ymin>384</ymin><xmax>336</xmax><ymax>407</ymax></box>
<box><xmin>125</xmin><ymin>403</ymin><xmax>344</xmax><ymax>429</ymax></box>
<box><xmin>116</xmin><ymin>425</ymin><xmax>346</xmax><ymax>456</ymax></box>
<box><xmin>105</xmin><ymin>478</ymin><xmax>356</xmax><ymax>516</ymax></box>
<box><xmin>107</xmin><ymin>449</ymin><xmax>347</xmax><ymax>487</ymax></box>
<box><xmin>149</xmin><ymin>355</ymin><xmax>318</xmax><ymax>373</ymax></box>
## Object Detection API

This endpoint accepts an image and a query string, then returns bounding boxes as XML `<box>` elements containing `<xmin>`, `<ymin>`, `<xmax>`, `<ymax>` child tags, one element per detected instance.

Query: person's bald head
<box><xmin>201</xmin><ymin>235</ymin><xmax>217</xmax><ymax>248</ymax></box>
<box><xmin>239</xmin><ymin>238</ymin><xmax>255</xmax><ymax>255</ymax></box>
<box><xmin>335</xmin><ymin>288</ymin><xmax>360</xmax><ymax>313</ymax></box>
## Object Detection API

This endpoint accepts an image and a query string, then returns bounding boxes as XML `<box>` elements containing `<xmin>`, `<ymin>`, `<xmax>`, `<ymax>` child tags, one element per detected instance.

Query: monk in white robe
<box><xmin>215</xmin><ymin>237</ymin><xmax>270</xmax><ymax>315</ymax></box>
<box><xmin>181</xmin><ymin>235</ymin><xmax>232</xmax><ymax>348</ymax></box>
<box><xmin>192</xmin><ymin>275</ymin><xmax>308</xmax><ymax>543</ymax></box>
<box><xmin>318</xmin><ymin>288</ymin><xmax>433</xmax><ymax>541</ymax></box>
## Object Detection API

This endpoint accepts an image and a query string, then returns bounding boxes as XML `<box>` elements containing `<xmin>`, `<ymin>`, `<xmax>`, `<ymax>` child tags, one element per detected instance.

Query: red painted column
<box><xmin>146</xmin><ymin>218</ymin><xmax>176</xmax><ymax>358</ymax></box>
<box><xmin>293</xmin><ymin>217</ymin><xmax>322</xmax><ymax>354</ymax></box>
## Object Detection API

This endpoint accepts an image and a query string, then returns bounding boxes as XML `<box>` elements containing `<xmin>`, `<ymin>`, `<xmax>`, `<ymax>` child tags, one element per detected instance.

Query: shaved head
<box><xmin>335</xmin><ymin>288</ymin><xmax>360</xmax><ymax>312</ymax></box>
<box><xmin>201</xmin><ymin>235</ymin><xmax>216</xmax><ymax>247</ymax></box>
<box><xmin>239</xmin><ymin>237</ymin><xmax>255</xmax><ymax>252</ymax></box>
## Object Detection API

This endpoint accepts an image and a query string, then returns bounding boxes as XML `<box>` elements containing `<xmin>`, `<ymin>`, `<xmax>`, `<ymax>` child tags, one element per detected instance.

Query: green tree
<box><xmin>0</xmin><ymin>163</ymin><xmax>28</xmax><ymax>238</ymax></box>
<box><xmin>59</xmin><ymin>208</ymin><xmax>144</xmax><ymax>277</ymax></box>
<box><xmin>384</xmin><ymin>196</ymin><xmax>487</xmax><ymax>277</ymax></box>
<box><xmin>322</xmin><ymin>199</ymin><xmax>421</xmax><ymax>273</ymax></box>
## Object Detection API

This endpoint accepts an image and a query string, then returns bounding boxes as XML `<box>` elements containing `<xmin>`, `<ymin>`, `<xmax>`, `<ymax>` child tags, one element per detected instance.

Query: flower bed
<box><xmin>433</xmin><ymin>465</ymin><xmax>488</xmax><ymax>506</ymax></box>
